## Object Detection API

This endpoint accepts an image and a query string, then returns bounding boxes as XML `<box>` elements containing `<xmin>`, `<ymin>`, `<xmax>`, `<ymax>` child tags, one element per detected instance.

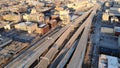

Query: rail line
<box><xmin>36</xmin><ymin>9</ymin><xmax>92</xmax><ymax>68</ymax></box>
<box><xmin>3</xmin><ymin>26</ymin><xmax>61</xmax><ymax>68</ymax></box>
<box><xmin>67</xmin><ymin>5</ymin><xmax>99</xmax><ymax>68</ymax></box>
<box><xmin>4</xmin><ymin>5</ymin><xmax>100</xmax><ymax>68</ymax></box>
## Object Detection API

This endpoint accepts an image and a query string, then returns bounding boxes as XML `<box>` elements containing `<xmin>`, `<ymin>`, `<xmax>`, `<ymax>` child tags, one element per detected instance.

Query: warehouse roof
<box><xmin>99</xmin><ymin>54</ymin><xmax>120</xmax><ymax>68</ymax></box>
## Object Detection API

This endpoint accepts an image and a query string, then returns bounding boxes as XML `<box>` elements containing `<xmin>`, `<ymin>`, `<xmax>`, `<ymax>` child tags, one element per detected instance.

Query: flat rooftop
<box><xmin>99</xmin><ymin>54</ymin><xmax>120</xmax><ymax>68</ymax></box>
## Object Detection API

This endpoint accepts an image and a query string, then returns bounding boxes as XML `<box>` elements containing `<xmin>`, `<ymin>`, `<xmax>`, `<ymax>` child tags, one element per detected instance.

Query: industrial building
<box><xmin>99</xmin><ymin>54</ymin><xmax>120</xmax><ymax>68</ymax></box>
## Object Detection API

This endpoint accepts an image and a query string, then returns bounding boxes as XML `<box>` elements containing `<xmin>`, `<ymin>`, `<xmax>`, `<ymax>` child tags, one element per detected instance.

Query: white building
<box><xmin>99</xmin><ymin>54</ymin><xmax>120</xmax><ymax>68</ymax></box>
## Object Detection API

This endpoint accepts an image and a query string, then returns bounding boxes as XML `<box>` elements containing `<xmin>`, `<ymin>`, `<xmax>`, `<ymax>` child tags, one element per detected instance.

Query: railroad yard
<box><xmin>0</xmin><ymin>0</ymin><xmax>120</xmax><ymax>68</ymax></box>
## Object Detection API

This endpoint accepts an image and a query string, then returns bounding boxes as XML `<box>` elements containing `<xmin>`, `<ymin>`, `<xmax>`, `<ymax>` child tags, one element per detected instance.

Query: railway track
<box><xmin>36</xmin><ymin>13</ymin><xmax>91</xmax><ymax>68</ymax></box>
<box><xmin>4</xmin><ymin>4</ymin><xmax>100</xmax><ymax>68</ymax></box>
<box><xmin>0</xmin><ymin>26</ymin><xmax>61</xmax><ymax>68</ymax></box>
<box><xmin>1</xmin><ymin>26</ymin><xmax>61</xmax><ymax>68</ymax></box>
<box><xmin>67</xmin><ymin>6</ymin><xmax>98</xmax><ymax>68</ymax></box>
<box><xmin>50</xmin><ymin>5</ymin><xmax>99</xmax><ymax>68</ymax></box>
